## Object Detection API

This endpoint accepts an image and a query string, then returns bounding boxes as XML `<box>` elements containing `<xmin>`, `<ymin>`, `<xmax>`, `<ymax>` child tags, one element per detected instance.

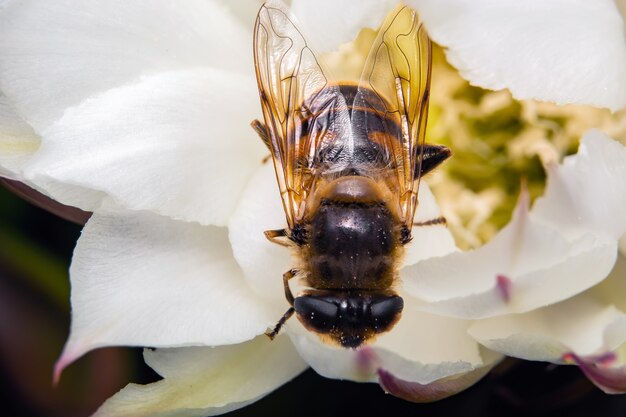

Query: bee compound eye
<box><xmin>294</xmin><ymin>295</ymin><xmax>339</xmax><ymax>333</ymax></box>
<box><xmin>369</xmin><ymin>296</ymin><xmax>404</xmax><ymax>332</ymax></box>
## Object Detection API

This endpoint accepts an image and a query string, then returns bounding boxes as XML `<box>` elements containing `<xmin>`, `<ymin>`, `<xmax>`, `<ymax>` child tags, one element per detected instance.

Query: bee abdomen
<box><xmin>308</xmin><ymin>199</ymin><xmax>397</xmax><ymax>290</ymax></box>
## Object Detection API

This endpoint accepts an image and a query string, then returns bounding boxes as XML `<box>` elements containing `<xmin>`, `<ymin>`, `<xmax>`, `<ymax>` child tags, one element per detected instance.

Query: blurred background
<box><xmin>3</xmin><ymin>181</ymin><xmax>626</xmax><ymax>417</ymax></box>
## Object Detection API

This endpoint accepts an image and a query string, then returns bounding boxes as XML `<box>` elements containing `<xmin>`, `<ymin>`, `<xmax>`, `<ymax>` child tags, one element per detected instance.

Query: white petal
<box><xmin>373</xmin><ymin>301</ymin><xmax>486</xmax><ymax>383</ymax></box>
<box><xmin>0</xmin><ymin>0</ymin><xmax>252</xmax><ymax>131</ymax></box>
<box><xmin>28</xmin><ymin>179</ymin><xmax>105</xmax><ymax>212</ymax></box>
<box><xmin>404</xmin><ymin>184</ymin><xmax>458</xmax><ymax>266</ymax></box>
<box><xmin>56</xmin><ymin>202</ymin><xmax>279</xmax><ymax>377</ymax></box>
<box><xmin>0</xmin><ymin>93</ymin><xmax>39</xmax><ymax>178</ymax></box>
<box><xmin>290</xmin><ymin>0</ymin><xmax>396</xmax><ymax>53</ymax></box>
<box><xmin>410</xmin><ymin>0</ymin><xmax>626</xmax><ymax>110</ymax></box>
<box><xmin>0</xmin><ymin>93</ymin><xmax>105</xmax><ymax>212</ymax></box>
<box><xmin>217</xmin><ymin>0</ymin><xmax>264</xmax><ymax>30</ymax></box>
<box><xmin>618</xmin><ymin>0</ymin><xmax>626</xmax><ymax>34</ymax></box>
<box><xmin>23</xmin><ymin>69</ymin><xmax>265</xmax><ymax>225</ymax></box>
<box><xmin>589</xmin><ymin>253</ymin><xmax>626</xmax><ymax>321</ymax></box>
<box><xmin>403</xmin><ymin>190</ymin><xmax>618</xmax><ymax>318</ymax></box>
<box><xmin>287</xmin><ymin>299</ymin><xmax>489</xmax><ymax>385</ymax></box>
<box><xmin>532</xmin><ymin>130</ymin><xmax>626</xmax><ymax>241</ymax></box>
<box><xmin>469</xmin><ymin>255</ymin><xmax>626</xmax><ymax>362</ymax></box>
<box><xmin>94</xmin><ymin>335</ymin><xmax>308</xmax><ymax>417</ymax></box>
<box><xmin>469</xmin><ymin>296</ymin><xmax>624</xmax><ymax>361</ymax></box>
<box><xmin>229</xmin><ymin>162</ymin><xmax>290</xmax><ymax>303</ymax></box>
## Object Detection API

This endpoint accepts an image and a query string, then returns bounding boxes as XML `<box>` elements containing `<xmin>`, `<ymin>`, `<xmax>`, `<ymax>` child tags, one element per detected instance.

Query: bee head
<box><xmin>293</xmin><ymin>290</ymin><xmax>403</xmax><ymax>348</ymax></box>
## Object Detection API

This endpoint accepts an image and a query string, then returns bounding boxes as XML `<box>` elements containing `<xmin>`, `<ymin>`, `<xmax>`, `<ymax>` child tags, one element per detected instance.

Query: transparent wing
<box><xmin>355</xmin><ymin>6</ymin><xmax>431</xmax><ymax>229</ymax></box>
<box><xmin>254</xmin><ymin>1</ymin><xmax>350</xmax><ymax>229</ymax></box>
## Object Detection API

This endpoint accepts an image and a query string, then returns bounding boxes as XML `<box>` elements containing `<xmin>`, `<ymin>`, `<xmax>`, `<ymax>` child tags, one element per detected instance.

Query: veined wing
<box><xmin>354</xmin><ymin>5</ymin><xmax>432</xmax><ymax>230</ymax></box>
<box><xmin>254</xmin><ymin>1</ymin><xmax>351</xmax><ymax>229</ymax></box>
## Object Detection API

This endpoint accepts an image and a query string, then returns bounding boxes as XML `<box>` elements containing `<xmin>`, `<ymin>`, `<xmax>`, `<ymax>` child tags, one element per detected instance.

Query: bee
<box><xmin>252</xmin><ymin>2</ymin><xmax>451</xmax><ymax>348</ymax></box>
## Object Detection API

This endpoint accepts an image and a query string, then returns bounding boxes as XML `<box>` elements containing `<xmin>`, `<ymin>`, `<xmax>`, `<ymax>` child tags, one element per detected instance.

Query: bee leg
<box><xmin>415</xmin><ymin>144</ymin><xmax>452</xmax><ymax>178</ymax></box>
<box><xmin>265</xmin><ymin>269</ymin><xmax>298</xmax><ymax>340</ymax></box>
<box><xmin>264</xmin><ymin>228</ymin><xmax>291</xmax><ymax>247</ymax></box>
<box><xmin>251</xmin><ymin>120</ymin><xmax>273</xmax><ymax>164</ymax></box>
<box><xmin>266</xmin><ymin>307</ymin><xmax>295</xmax><ymax>340</ymax></box>
<box><xmin>251</xmin><ymin>119</ymin><xmax>271</xmax><ymax>150</ymax></box>
<box><xmin>281</xmin><ymin>268</ymin><xmax>297</xmax><ymax>305</ymax></box>
<box><xmin>413</xmin><ymin>216</ymin><xmax>447</xmax><ymax>227</ymax></box>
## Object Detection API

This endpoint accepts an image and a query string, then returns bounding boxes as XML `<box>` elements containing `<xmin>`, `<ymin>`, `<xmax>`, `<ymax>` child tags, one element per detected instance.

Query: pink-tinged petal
<box><xmin>495</xmin><ymin>274</ymin><xmax>512</xmax><ymax>303</ymax></box>
<box><xmin>377</xmin><ymin>364</ymin><xmax>492</xmax><ymax>403</ymax></box>
<box><xmin>0</xmin><ymin>0</ymin><xmax>252</xmax><ymax>131</ymax></box>
<box><xmin>563</xmin><ymin>352</ymin><xmax>626</xmax><ymax>394</ymax></box>
<box><xmin>568</xmin><ymin>351</ymin><xmax>619</xmax><ymax>366</ymax></box>
<box><xmin>290</xmin><ymin>0</ymin><xmax>396</xmax><ymax>53</ymax></box>
<box><xmin>287</xmin><ymin>302</ymin><xmax>501</xmax><ymax>401</ymax></box>
<box><xmin>288</xmin><ymin>328</ymin><xmax>375</xmax><ymax>383</ymax></box>
<box><xmin>0</xmin><ymin>94</ymin><xmax>105</xmax><ymax>216</ymax></box>
<box><xmin>469</xmin><ymin>295</ymin><xmax>625</xmax><ymax>362</ymax></box>
<box><xmin>229</xmin><ymin>162</ymin><xmax>291</xmax><ymax>303</ymax></box>
<box><xmin>414</xmin><ymin>238</ymin><xmax>616</xmax><ymax>319</ymax></box>
<box><xmin>56</xmin><ymin>202</ymin><xmax>280</xmax><ymax>378</ymax></box>
<box><xmin>93</xmin><ymin>335</ymin><xmax>308</xmax><ymax>417</ymax></box>
<box><xmin>468</xmin><ymin>256</ymin><xmax>626</xmax><ymax>365</ymax></box>
<box><xmin>0</xmin><ymin>178</ymin><xmax>91</xmax><ymax>225</ymax></box>
<box><xmin>404</xmin><ymin>184</ymin><xmax>458</xmax><ymax>266</ymax></box>
<box><xmin>403</xmin><ymin>187</ymin><xmax>618</xmax><ymax>318</ymax></box>
<box><xmin>469</xmin><ymin>256</ymin><xmax>626</xmax><ymax>368</ymax></box>
<box><xmin>532</xmin><ymin>130</ymin><xmax>626</xmax><ymax>241</ymax></box>
<box><xmin>22</xmin><ymin>69</ymin><xmax>265</xmax><ymax>226</ymax></box>
<box><xmin>409</xmin><ymin>0</ymin><xmax>626</xmax><ymax>111</ymax></box>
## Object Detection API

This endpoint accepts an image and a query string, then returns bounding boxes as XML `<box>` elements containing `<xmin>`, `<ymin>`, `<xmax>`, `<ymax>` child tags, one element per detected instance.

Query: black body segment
<box><xmin>308</xmin><ymin>201</ymin><xmax>396</xmax><ymax>290</ymax></box>
<box><xmin>294</xmin><ymin>291</ymin><xmax>404</xmax><ymax>348</ymax></box>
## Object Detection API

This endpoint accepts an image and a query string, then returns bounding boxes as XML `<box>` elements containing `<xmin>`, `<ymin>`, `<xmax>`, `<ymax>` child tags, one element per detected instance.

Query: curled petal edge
<box><xmin>0</xmin><ymin>178</ymin><xmax>91</xmax><ymax>225</ymax></box>
<box><xmin>563</xmin><ymin>352</ymin><xmax>626</xmax><ymax>394</ymax></box>
<box><xmin>377</xmin><ymin>362</ymin><xmax>495</xmax><ymax>402</ymax></box>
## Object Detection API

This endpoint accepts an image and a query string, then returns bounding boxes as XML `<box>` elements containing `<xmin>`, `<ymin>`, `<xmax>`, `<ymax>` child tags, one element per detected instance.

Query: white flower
<box><xmin>1</xmin><ymin>1</ymin><xmax>626</xmax><ymax>415</ymax></box>
<box><xmin>297</xmin><ymin>0</ymin><xmax>626</xmax><ymax>111</ymax></box>
<box><xmin>413</xmin><ymin>0</ymin><xmax>626</xmax><ymax>111</ymax></box>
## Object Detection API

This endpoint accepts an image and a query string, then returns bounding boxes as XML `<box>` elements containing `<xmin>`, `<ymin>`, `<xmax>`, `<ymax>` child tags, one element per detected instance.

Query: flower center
<box><xmin>427</xmin><ymin>45</ymin><xmax>626</xmax><ymax>249</ymax></box>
